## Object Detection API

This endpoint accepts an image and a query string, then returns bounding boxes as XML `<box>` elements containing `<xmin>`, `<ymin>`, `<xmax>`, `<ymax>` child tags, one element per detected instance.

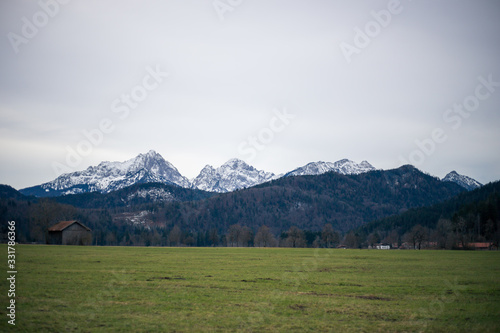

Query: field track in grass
<box><xmin>1</xmin><ymin>245</ymin><xmax>499</xmax><ymax>332</ymax></box>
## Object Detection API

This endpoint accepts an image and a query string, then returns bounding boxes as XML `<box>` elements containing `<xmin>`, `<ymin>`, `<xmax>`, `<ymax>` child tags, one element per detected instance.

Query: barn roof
<box><xmin>48</xmin><ymin>220</ymin><xmax>91</xmax><ymax>232</ymax></box>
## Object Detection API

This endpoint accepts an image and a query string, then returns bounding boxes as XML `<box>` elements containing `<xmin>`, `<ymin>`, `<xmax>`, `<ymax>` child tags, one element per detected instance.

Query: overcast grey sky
<box><xmin>1</xmin><ymin>0</ymin><xmax>500</xmax><ymax>189</ymax></box>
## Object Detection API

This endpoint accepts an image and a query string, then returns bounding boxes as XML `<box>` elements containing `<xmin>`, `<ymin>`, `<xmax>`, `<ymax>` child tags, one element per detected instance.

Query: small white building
<box><xmin>376</xmin><ymin>244</ymin><xmax>391</xmax><ymax>250</ymax></box>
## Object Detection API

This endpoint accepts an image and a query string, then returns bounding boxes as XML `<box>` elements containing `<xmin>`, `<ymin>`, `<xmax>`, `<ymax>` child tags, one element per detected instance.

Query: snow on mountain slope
<box><xmin>285</xmin><ymin>159</ymin><xmax>376</xmax><ymax>177</ymax></box>
<box><xmin>25</xmin><ymin>150</ymin><xmax>481</xmax><ymax>199</ymax></box>
<box><xmin>191</xmin><ymin>158</ymin><xmax>276</xmax><ymax>193</ymax></box>
<box><xmin>126</xmin><ymin>187</ymin><xmax>176</xmax><ymax>203</ymax></box>
<box><xmin>20</xmin><ymin>150</ymin><xmax>190</xmax><ymax>196</ymax></box>
<box><xmin>442</xmin><ymin>171</ymin><xmax>482</xmax><ymax>191</ymax></box>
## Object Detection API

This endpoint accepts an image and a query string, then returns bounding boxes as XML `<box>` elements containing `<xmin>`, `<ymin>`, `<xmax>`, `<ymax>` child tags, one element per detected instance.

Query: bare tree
<box><xmin>105</xmin><ymin>232</ymin><xmax>117</xmax><ymax>246</ymax></box>
<box><xmin>382</xmin><ymin>230</ymin><xmax>400</xmax><ymax>248</ymax></box>
<box><xmin>151</xmin><ymin>230</ymin><xmax>162</xmax><ymax>247</ymax></box>
<box><xmin>432</xmin><ymin>219</ymin><xmax>454</xmax><ymax>249</ymax></box>
<box><xmin>404</xmin><ymin>224</ymin><xmax>428</xmax><ymax>250</ymax></box>
<box><xmin>321</xmin><ymin>224</ymin><xmax>339</xmax><ymax>248</ymax></box>
<box><xmin>367</xmin><ymin>232</ymin><xmax>381</xmax><ymax>248</ymax></box>
<box><xmin>239</xmin><ymin>226</ymin><xmax>253</xmax><ymax>247</ymax></box>
<box><xmin>227</xmin><ymin>224</ymin><xmax>242</xmax><ymax>247</ymax></box>
<box><xmin>344</xmin><ymin>231</ymin><xmax>359</xmax><ymax>249</ymax></box>
<box><xmin>254</xmin><ymin>225</ymin><xmax>276</xmax><ymax>247</ymax></box>
<box><xmin>286</xmin><ymin>226</ymin><xmax>306</xmax><ymax>248</ymax></box>
<box><xmin>454</xmin><ymin>217</ymin><xmax>471</xmax><ymax>249</ymax></box>
<box><xmin>168</xmin><ymin>225</ymin><xmax>182</xmax><ymax>246</ymax></box>
<box><xmin>184</xmin><ymin>235</ymin><xmax>196</xmax><ymax>246</ymax></box>
<box><xmin>209</xmin><ymin>228</ymin><xmax>219</xmax><ymax>247</ymax></box>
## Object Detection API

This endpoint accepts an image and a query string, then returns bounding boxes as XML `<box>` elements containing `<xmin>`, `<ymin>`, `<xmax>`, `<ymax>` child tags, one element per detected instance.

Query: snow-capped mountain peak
<box><xmin>191</xmin><ymin>159</ymin><xmax>275</xmax><ymax>193</ymax></box>
<box><xmin>221</xmin><ymin>158</ymin><xmax>251</xmax><ymax>170</ymax></box>
<box><xmin>20</xmin><ymin>150</ymin><xmax>190</xmax><ymax>196</ymax></box>
<box><xmin>285</xmin><ymin>159</ymin><xmax>376</xmax><ymax>177</ymax></box>
<box><xmin>442</xmin><ymin>171</ymin><xmax>482</xmax><ymax>191</ymax></box>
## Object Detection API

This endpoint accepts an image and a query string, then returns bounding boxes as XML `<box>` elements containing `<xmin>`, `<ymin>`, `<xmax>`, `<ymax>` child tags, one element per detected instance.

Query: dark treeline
<box><xmin>0</xmin><ymin>193</ymin><xmax>343</xmax><ymax>247</ymax></box>
<box><xmin>0</xmin><ymin>186</ymin><xmax>342</xmax><ymax>248</ymax></box>
<box><xmin>1</xmin><ymin>171</ymin><xmax>498</xmax><ymax>249</ymax></box>
<box><xmin>358</xmin><ymin>181</ymin><xmax>500</xmax><ymax>249</ymax></box>
<box><xmin>1</xmin><ymin>188</ymin><xmax>499</xmax><ymax>249</ymax></box>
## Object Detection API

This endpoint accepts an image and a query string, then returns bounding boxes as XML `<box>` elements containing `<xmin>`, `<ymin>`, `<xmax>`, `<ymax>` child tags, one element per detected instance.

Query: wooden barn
<box><xmin>47</xmin><ymin>220</ymin><xmax>92</xmax><ymax>245</ymax></box>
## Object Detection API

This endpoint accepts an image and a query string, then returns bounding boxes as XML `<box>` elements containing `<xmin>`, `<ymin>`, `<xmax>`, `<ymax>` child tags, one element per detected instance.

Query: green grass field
<box><xmin>1</xmin><ymin>245</ymin><xmax>499</xmax><ymax>332</ymax></box>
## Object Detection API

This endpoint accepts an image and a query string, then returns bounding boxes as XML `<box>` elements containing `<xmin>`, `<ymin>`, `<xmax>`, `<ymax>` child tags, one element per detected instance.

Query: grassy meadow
<box><xmin>1</xmin><ymin>245</ymin><xmax>499</xmax><ymax>332</ymax></box>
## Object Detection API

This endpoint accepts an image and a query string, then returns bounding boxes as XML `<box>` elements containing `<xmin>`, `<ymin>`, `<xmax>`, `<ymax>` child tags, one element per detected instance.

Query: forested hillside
<box><xmin>153</xmin><ymin>165</ymin><xmax>464</xmax><ymax>234</ymax></box>
<box><xmin>0</xmin><ymin>166</ymin><xmax>468</xmax><ymax>247</ymax></box>
<box><xmin>359</xmin><ymin>180</ymin><xmax>500</xmax><ymax>249</ymax></box>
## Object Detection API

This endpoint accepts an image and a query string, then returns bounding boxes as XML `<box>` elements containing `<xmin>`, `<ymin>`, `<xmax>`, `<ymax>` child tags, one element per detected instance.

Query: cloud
<box><xmin>0</xmin><ymin>0</ymin><xmax>499</xmax><ymax>188</ymax></box>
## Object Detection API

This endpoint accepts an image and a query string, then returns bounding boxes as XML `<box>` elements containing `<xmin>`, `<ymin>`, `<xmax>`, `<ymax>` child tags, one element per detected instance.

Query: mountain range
<box><xmin>3</xmin><ymin>159</ymin><xmax>495</xmax><ymax>247</ymax></box>
<box><xmin>23</xmin><ymin>165</ymin><xmax>467</xmax><ymax>234</ymax></box>
<box><xmin>173</xmin><ymin>165</ymin><xmax>466</xmax><ymax>233</ymax></box>
<box><xmin>18</xmin><ymin>150</ymin><xmax>482</xmax><ymax>197</ymax></box>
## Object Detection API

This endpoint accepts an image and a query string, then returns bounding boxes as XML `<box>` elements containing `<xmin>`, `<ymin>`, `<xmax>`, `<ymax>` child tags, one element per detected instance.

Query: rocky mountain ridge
<box><xmin>19</xmin><ymin>151</ymin><xmax>482</xmax><ymax>197</ymax></box>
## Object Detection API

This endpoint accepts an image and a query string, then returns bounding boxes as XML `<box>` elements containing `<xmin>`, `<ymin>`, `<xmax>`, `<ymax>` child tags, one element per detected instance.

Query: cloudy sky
<box><xmin>1</xmin><ymin>0</ymin><xmax>500</xmax><ymax>189</ymax></box>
